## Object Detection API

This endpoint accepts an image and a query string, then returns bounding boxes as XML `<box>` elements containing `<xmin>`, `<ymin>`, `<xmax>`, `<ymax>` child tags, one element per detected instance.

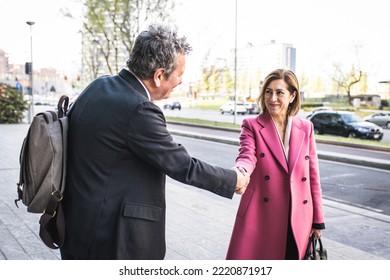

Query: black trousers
<box><xmin>285</xmin><ymin>219</ymin><xmax>299</xmax><ymax>259</ymax></box>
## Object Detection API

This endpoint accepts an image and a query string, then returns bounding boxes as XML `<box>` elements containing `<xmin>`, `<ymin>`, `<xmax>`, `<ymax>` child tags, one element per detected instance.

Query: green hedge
<box><xmin>0</xmin><ymin>83</ymin><xmax>28</xmax><ymax>123</ymax></box>
<box><xmin>301</xmin><ymin>103</ymin><xmax>324</xmax><ymax>109</ymax></box>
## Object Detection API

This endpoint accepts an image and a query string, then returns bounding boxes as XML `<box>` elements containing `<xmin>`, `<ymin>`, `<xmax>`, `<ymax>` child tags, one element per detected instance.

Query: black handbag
<box><xmin>304</xmin><ymin>236</ymin><xmax>327</xmax><ymax>260</ymax></box>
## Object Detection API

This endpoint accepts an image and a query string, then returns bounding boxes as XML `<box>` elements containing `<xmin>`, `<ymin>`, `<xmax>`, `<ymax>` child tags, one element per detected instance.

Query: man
<box><xmin>60</xmin><ymin>25</ymin><xmax>249</xmax><ymax>260</ymax></box>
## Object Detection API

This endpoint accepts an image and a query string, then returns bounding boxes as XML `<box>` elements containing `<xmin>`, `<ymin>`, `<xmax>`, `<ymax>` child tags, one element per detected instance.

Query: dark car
<box><xmin>306</xmin><ymin>106</ymin><xmax>332</xmax><ymax>119</ymax></box>
<box><xmin>308</xmin><ymin>111</ymin><xmax>383</xmax><ymax>141</ymax></box>
<box><xmin>364</xmin><ymin>112</ymin><xmax>390</xmax><ymax>129</ymax></box>
<box><xmin>163</xmin><ymin>101</ymin><xmax>181</xmax><ymax>110</ymax></box>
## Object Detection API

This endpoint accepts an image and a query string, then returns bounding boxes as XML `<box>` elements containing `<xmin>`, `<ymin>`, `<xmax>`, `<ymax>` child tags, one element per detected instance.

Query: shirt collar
<box><xmin>125</xmin><ymin>68</ymin><xmax>151</xmax><ymax>101</ymax></box>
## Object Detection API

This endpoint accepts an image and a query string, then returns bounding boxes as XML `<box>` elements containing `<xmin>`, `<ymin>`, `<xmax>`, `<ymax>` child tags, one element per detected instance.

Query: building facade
<box><xmin>229</xmin><ymin>40</ymin><xmax>296</xmax><ymax>100</ymax></box>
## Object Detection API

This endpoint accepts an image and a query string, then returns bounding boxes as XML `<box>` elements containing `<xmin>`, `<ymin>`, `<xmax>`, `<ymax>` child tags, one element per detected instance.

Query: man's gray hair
<box><xmin>126</xmin><ymin>25</ymin><xmax>192</xmax><ymax>80</ymax></box>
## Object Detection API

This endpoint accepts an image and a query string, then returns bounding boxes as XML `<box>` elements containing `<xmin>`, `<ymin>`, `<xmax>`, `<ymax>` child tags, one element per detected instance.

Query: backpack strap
<box><xmin>15</xmin><ymin>136</ymin><xmax>28</xmax><ymax>207</ymax></box>
<box><xmin>39</xmin><ymin>190</ymin><xmax>65</xmax><ymax>249</ymax></box>
<box><xmin>57</xmin><ymin>95</ymin><xmax>69</xmax><ymax>118</ymax></box>
<box><xmin>38</xmin><ymin>99</ymin><xmax>69</xmax><ymax>249</ymax></box>
<box><xmin>59</xmin><ymin>116</ymin><xmax>68</xmax><ymax>195</ymax></box>
<box><xmin>39</xmin><ymin>102</ymin><xmax>69</xmax><ymax>249</ymax></box>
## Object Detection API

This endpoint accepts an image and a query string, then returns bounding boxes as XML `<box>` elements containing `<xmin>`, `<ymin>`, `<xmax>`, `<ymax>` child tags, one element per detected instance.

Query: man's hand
<box><xmin>232</xmin><ymin>166</ymin><xmax>249</xmax><ymax>194</ymax></box>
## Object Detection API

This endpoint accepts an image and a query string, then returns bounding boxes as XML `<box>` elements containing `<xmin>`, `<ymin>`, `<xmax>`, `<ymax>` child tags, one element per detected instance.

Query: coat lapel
<box><xmin>257</xmin><ymin>112</ymin><xmax>289</xmax><ymax>174</ymax></box>
<box><xmin>288</xmin><ymin>117</ymin><xmax>306</xmax><ymax>173</ymax></box>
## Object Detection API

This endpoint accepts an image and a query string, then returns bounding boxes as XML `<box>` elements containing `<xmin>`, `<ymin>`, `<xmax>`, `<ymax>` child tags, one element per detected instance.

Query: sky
<box><xmin>0</xmin><ymin>0</ymin><xmax>82</xmax><ymax>75</ymax></box>
<box><xmin>175</xmin><ymin>0</ymin><xmax>390</xmax><ymax>85</ymax></box>
<box><xmin>1</xmin><ymin>0</ymin><xmax>390</xmax><ymax>90</ymax></box>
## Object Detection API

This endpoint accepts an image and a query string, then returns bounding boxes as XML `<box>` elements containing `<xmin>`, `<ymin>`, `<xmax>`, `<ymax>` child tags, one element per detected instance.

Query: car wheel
<box><xmin>314</xmin><ymin>127</ymin><xmax>322</xmax><ymax>135</ymax></box>
<box><xmin>220</xmin><ymin>110</ymin><xmax>224</xmax><ymax>114</ymax></box>
<box><xmin>386</xmin><ymin>122</ymin><xmax>390</xmax><ymax>129</ymax></box>
<box><xmin>347</xmin><ymin>131</ymin><xmax>357</xmax><ymax>138</ymax></box>
<box><xmin>230</xmin><ymin>110</ymin><xmax>234</xmax><ymax>115</ymax></box>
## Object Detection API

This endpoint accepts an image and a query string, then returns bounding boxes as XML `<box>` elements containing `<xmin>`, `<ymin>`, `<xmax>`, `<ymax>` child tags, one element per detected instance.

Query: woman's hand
<box><xmin>311</xmin><ymin>229</ymin><xmax>322</xmax><ymax>239</ymax></box>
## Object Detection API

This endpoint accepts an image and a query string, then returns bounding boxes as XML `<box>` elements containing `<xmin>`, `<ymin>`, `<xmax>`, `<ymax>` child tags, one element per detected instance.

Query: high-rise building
<box><xmin>229</xmin><ymin>40</ymin><xmax>296</xmax><ymax>99</ymax></box>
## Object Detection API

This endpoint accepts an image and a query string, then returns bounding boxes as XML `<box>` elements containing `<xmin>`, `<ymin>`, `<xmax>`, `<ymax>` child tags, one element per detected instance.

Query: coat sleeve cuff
<box><xmin>312</xmin><ymin>223</ymin><xmax>325</xmax><ymax>230</ymax></box>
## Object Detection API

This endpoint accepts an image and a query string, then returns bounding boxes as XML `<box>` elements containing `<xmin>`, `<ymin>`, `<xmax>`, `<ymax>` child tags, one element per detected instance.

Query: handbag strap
<box><xmin>305</xmin><ymin>236</ymin><xmax>313</xmax><ymax>258</ymax></box>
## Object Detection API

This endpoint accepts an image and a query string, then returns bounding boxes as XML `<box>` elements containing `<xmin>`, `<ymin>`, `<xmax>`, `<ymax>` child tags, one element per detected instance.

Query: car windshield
<box><xmin>340</xmin><ymin>113</ymin><xmax>363</xmax><ymax>123</ymax></box>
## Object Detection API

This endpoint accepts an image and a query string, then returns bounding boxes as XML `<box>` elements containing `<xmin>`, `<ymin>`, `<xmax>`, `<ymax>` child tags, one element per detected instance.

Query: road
<box><xmin>171</xmin><ymin>135</ymin><xmax>390</xmax><ymax>216</ymax></box>
<box><xmin>31</xmin><ymin>105</ymin><xmax>390</xmax><ymax>213</ymax></box>
<box><xmin>167</xmin><ymin>123</ymin><xmax>390</xmax><ymax>163</ymax></box>
<box><xmin>32</xmin><ymin>105</ymin><xmax>390</xmax><ymax>142</ymax></box>
<box><xmin>162</xmin><ymin>107</ymin><xmax>390</xmax><ymax>143</ymax></box>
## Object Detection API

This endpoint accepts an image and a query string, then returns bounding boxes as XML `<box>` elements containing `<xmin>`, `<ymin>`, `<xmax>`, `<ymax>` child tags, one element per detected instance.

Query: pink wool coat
<box><xmin>226</xmin><ymin>111</ymin><xmax>325</xmax><ymax>260</ymax></box>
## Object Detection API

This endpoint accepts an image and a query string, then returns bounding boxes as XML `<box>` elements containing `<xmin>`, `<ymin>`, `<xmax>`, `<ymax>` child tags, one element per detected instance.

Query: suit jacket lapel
<box><xmin>257</xmin><ymin>112</ymin><xmax>289</xmax><ymax>174</ymax></box>
<box><xmin>288</xmin><ymin>117</ymin><xmax>305</xmax><ymax>174</ymax></box>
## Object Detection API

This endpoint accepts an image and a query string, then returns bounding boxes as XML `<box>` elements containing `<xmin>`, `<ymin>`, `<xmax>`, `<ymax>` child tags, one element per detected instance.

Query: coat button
<box><xmin>265</xmin><ymin>175</ymin><xmax>270</xmax><ymax>180</ymax></box>
<box><xmin>303</xmin><ymin>200</ymin><xmax>308</xmax><ymax>204</ymax></box>
<box><xmin>264</xmin><ymin>197</ymin><xmax>269</xmax><ymax>202</ymax></box>
<box><xmin>302</xmin><ymin>177</ymin><xmax>307</xmax><ymax>182</ymax></box>
<box><xmin>260</xmin><ymin>153</ymin><xmax>265</xmax><ymax>158</ymax></box>
<box><xmin>305</xmin><ymin>155</ymin><xmax>309</xmax><ymax>160</ymax></box>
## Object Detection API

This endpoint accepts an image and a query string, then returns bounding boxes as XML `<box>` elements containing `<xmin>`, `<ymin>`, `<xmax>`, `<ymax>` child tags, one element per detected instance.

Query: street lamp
<box><xmin>26</xmin><ymin>21</ymin><xmax>35</xmax><ymax>123</ymax></box>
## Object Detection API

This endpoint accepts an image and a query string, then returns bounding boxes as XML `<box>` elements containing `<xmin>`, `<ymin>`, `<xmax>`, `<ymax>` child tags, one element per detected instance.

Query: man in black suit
<box><xmin>60</xmin><ymin>25</ymin><xmax>249</xmax><ymax>260</ymax></box>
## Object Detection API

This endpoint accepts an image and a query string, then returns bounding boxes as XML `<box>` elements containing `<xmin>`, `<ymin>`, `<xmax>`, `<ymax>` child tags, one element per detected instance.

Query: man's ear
<box><xmin>154</xmin><ymin>68</ymin><xmax>165</xmax><ymax>87</ymax></box>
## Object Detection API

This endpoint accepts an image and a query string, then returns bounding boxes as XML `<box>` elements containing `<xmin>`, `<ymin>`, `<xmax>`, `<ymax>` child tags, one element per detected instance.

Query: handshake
<box><xmin>232</xmin><ymin>166</ymin><xmax>250</xmax><ymax>195</ymax></box>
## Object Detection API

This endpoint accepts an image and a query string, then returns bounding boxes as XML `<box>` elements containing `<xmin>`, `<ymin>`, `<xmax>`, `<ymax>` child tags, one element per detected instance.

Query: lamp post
<box><xmin>26</xmin><ymin>21</ymin><xmax>35</xmax><ymax>123</ymax></box>
<box><xmin>233</xmin><ymin>0</ymin><xmax>238</xmax><ymax>124</ymax></box>
<box><xmin>247</xmin><ymin>42</ymin><xmax>254</xmax><ymax>101</ymax></box>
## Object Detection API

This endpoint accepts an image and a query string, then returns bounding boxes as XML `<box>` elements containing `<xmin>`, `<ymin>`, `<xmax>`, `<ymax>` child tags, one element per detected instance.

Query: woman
<box><xmin>226</xmin><ymin>69</ymin><xmax>325</xmax><ymax>260</ymax></box>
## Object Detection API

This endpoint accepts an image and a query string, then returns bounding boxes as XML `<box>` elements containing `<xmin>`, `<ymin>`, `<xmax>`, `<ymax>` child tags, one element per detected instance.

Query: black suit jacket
<box><xmin>61</xmin><ymin>69</ymin><xmax>236</xmax><ymax>259</ymax></box>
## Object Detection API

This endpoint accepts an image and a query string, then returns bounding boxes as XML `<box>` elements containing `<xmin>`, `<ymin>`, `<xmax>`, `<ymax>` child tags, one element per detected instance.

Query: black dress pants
<box><xmin>285</xmin><ymin>219</ymin><xmax>299</xmax><ymax>259</ymax></box>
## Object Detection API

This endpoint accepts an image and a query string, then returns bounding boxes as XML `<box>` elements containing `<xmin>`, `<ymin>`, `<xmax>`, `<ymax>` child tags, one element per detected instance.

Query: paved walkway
<box><xmin>0</xmin><ymin>123</ymin><xmax>389</xmax><ymax>260</ymax></box>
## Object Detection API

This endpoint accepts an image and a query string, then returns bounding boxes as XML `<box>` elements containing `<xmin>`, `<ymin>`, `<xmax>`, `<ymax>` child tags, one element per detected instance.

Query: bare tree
<box><xmin>82</xmin><ymin>0</ymin><xmax>175</xmax><ymax>79</ymax></box>
<box><xmin>332</xmin><ymin>63</ymin><xmax>363</xmax><ymax>105</ymax></box>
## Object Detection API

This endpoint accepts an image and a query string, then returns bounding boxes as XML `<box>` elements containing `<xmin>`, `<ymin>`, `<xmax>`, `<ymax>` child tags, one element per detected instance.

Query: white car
<box><xmin>219</xmin><ymin>102</ymin><xmax>247</xmax><ymax>115</ymax></box>
<box><xmin>244</xmin><ymin>102</ymin><xmax>261</xmax><ymax>114</ymax></box>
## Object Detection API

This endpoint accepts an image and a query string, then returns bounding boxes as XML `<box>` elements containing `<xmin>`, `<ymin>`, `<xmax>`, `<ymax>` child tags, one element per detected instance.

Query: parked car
<box><xmin>163</xmin><ymin>101</ymin><xmax>181</xmax><ymax>110</ymax></box>
<box><xmin>219</xmin><ymin>102</ymin><xmax>247</xmax><ymax>115</ymax></box>
<box><xmin>306</xmin><ymin>106</ymin><xmax>332</xmax><ymax>119</ymax></box>
<box><xmin>308</xmin><ymin>111</ymin><xmax>383</xmax><ymax>141</ymax></box>
<box><xmin>364</xmin><ymin>112</ymin><xmax>390</xmax><ymax>129</ymax></box>
<box><xmin>244</xmin><ymin>102</ymin><xmax>261</xmax><ymax>114</ymax></box>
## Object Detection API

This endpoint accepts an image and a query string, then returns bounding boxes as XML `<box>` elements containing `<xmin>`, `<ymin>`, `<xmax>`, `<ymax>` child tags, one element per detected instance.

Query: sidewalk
<box><xmin>0</xmin><ymin>123</ymin><xmax>389</xmax><ymax>260</ymax></box>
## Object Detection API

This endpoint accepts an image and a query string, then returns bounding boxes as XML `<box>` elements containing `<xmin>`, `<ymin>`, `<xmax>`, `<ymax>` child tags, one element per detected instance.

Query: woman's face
<box><xmin>264</xmin><ymin>79</ymin><xmax>296</xmax><ymax>118</ymax></box>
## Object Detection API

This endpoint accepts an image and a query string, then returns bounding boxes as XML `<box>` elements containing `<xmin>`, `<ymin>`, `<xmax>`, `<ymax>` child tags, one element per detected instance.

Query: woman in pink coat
<box><xmin>226</xmin><ymin>69</ymin><xmax>325</xmax><ymax>260</ymax></box>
